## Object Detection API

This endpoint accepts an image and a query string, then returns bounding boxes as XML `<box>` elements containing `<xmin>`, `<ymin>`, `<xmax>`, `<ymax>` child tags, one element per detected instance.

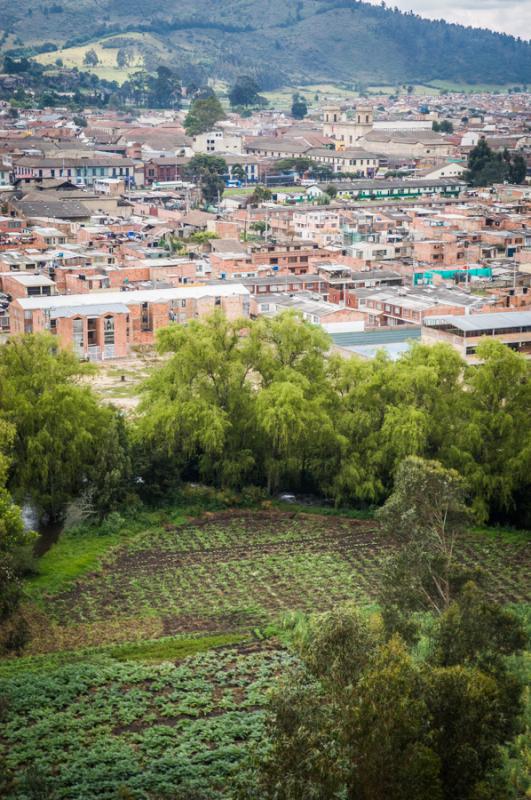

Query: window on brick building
<box><xmin>73</xmin><ymin>318</ymin><xmax>84</xmax><ymax>351</ymax></box>
<box><xmin>87</xmin><ymin>318</ymin><xmax>97</xmax><ymax>347</ymax></box>
<box><xmin>104</xmin><ymin>316</ymin><xmax>115</xmax><ymax>345</ymax></box>
<box><xmin>141</xmin><ymin>302</ymin><xmax>152</xmax><ymax>332</ymax></box>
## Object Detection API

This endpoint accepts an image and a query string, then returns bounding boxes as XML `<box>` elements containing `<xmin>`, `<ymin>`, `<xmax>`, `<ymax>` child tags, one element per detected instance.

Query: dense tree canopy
<box><xmin>0</xmin><ymin>318</ymin><xmax>530</xmax><ymax>527</ymax></box>
<box><xmin>247</xmin><ymin>185</ymin><xmax>272</xmax><ymax>205</ymax></box>
<box><xmin>0</xmin><ymin>416</ymin><xmax>34</xmax><ymax>654</ymax></box>
<box><xmin>432</xmin><ymin>119</ymin><xmax>453</xmax><ymax>133</ymax></box>
<box><xmin>228</xmin><ymin>75</ymin><xmax>265</xmax><ymax>108</ymax></box>
<box><xmin>135</xmin><ymin>313</ymin><xmax>259</xmax><ymax>494</ymax></box>
<box><xmin>183</xmin><ymin>154</ymin><xmax>227</xmax><ymax>204</ymax></box>
<box><xmin>291</xmin><ymin>93</ymin><xmax>308</xmax><ymax>119</ymax></box>
<box><xmin>133</xmin><ymin>314</ymin><xmax>531</xmax><ymax>526</ymax></box>
<box><xmin>466</xmin><ymin>139</ymin><xmax>527</xmax><ymax>186</ymax></box>
<box><xmin>184</xmin><ymin>94</ymin><xmax>226</xmax><ymax>136</ymax></box>
<box><xmin>0</xmin><ymin>335</ymin><xmax>129</xmax><ymax>521</ymax></box>
<box><xmin>239</xmin><ymin>597</ymin><xmax>526</xmax><ymax>800</ymax></box>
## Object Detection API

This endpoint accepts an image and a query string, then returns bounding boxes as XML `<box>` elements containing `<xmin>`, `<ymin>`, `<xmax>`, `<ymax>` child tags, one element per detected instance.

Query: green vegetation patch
<box><xmin>0</xmin><ymin>631</ymin><xmax>251</xmax><ymax>678</ymax></box>
<box><xmin>0</xmin><ymin>644</ymin><xmax>292</xmax><ymax>799</ymax></box>
<box><xmin>25</xmin><ymin>510</ymin><xmax>531</xmax><ymax>655</ymax></box>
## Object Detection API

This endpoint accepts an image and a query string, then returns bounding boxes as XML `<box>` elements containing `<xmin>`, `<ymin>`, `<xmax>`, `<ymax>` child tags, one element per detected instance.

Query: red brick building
<box><xmin>11</xmin><ymin>284</ymin><xmax>250</xmax><ymax>360</ymax></box>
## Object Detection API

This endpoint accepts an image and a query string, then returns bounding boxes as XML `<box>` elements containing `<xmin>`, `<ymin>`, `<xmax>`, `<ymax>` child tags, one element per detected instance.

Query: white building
<box><xmin>192</xmin><ymin>130</ymin><xmax>243</xmax><ymax>154</ymax></box>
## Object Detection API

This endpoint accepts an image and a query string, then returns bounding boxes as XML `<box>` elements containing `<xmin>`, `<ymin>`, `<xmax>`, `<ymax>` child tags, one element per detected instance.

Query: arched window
<box><xmin>103</xmin><ymin>315</ymin><xmax>115</xmax><ymax>345</ymax></box>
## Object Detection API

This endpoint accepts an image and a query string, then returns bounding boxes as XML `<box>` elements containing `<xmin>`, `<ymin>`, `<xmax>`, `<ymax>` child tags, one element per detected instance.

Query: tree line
<box><xmin>134</xmin><ymin>311</ymin><xmax>531</xmax><ymax>526</ymax></box>
<box><xmin>0</xmin><ymin>313</ymin><xmax>530</xmax><ymax>528</ymax></box>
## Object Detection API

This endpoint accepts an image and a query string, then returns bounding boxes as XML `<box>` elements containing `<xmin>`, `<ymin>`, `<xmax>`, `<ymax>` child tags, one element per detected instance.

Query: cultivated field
<box><xmin>23</xmin><ymin>509</ymin><xmax>531</xmax><ymax>655</ymax></box>
<box><xmin>0</xmin><ymin>643</ymin><xmax>292</xmax><ymax>799</ymax></box>
<box><xmin>1</xmin><ymin>505</ymin><xmax>529</xmax><ymax>799</ymax></box>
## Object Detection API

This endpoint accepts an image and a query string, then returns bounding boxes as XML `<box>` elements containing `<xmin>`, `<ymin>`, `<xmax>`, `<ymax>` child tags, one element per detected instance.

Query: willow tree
<box><xmin>0</xmin><ymin>335</ymin><xmax>129</xmax><ymax>521</ymax></box>
<box><xmin>0</xmin><ymin>416</ymin><xmax>34</xmax><ymax>653</ymax></box>
<box><xmin>329</xmin><ymin>342</ymin><xmax>467</xmax><ymax>508</ymax></box>
<box><xmin>448</xmin><ymin>340</ymin><xmax>531</xmax><ymax>523</ymax></box>
<box><xmin>252</xmin><ymin>311</ymin><xmax>340</xmax><ymax>493</ymax></box>
<box><xmin>136</xmin><ymin>312</ymin><xmax>260</xmax><ymax>491</ymax></box>
<box><xmin>256</xmin><ymin>373</ymin><xmax>339</xmax><ymax>493</ymax></box>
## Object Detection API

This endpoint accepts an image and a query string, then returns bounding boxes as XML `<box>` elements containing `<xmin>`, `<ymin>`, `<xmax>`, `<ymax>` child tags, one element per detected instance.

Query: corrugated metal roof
<box><xmin>346</xmin><ymin>342</ymin><xmax>413</xmax><ymax>361</ymax></box>
<box><xmin>50</xmin><ymin>303</ymin><xmax>130</xmax><ymax>319</ymax></box>
<box><xmin>331</xmin><ymin>327</ymin><xmax>421</xmax><ymax>347</ymax></box>
<box><xmin>18</xmin><ymin>283</ymin><xmax>250</xmax><ymax>310</ymax></box>
<box><xmin>424</xmin><ymin>311</ymin><xmax>531</xmax><ymax>332</ymax></box>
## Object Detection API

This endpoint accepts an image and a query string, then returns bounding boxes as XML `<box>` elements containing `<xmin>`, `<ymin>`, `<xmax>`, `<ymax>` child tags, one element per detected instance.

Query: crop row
<box><xmin>1</xmin><ymin>647</ymin><xmax>292</xmax><ymax>799</ymax></box>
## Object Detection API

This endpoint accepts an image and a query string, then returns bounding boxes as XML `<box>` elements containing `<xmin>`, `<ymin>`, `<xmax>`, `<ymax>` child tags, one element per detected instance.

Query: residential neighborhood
<box><xmin>0</xmin><ymin>88</ymin><xmax>530</xmax><ymax>364</ymax></box>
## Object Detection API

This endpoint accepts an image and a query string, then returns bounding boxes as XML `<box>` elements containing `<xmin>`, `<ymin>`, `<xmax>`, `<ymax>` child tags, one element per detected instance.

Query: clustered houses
<box><xmin>0</xmin><ymin>91</ymin><xmax>530</xmax><ymax>361</ymax></box>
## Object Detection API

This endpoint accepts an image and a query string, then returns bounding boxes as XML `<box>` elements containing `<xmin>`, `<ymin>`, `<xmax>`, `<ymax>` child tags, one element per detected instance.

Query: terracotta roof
<box><xmin>180</xmin><ymin>210</ymin><xmax>217</xmax><ymax>227</ymax></box>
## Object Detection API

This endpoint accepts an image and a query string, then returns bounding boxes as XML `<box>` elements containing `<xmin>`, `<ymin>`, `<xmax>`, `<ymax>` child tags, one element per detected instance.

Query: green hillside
<box><xmin>1</xmin><ymin>0</ymin><xmax>530</xmax><ymax>87</ymax></box>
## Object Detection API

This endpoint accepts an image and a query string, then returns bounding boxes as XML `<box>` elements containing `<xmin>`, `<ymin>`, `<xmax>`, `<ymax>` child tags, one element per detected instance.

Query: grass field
<box><xmin>223</xmin><ymin>186</ymin><xmax>303</xmax><ymax>198</ymax></box>
<box><xmin>1</xmin><ymin>503</ymin><xmax>529</xmax><ymax>799</ymax></box>
<box><xmin>33</xmin><ymin>33</ymin><xmax>165</xmax><ymax>84</ymax></box>
<box><xmin>89</xmin><ymin>356</ymin><xmax>156</xmax><ymax>411</ymax></box>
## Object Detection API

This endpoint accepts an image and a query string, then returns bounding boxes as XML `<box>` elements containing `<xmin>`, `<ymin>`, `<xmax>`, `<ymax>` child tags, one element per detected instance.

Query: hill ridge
<box><xmin>1</xmin><ymin>0</ymin><xmax>530</xmax><ymax>87</ymax></box>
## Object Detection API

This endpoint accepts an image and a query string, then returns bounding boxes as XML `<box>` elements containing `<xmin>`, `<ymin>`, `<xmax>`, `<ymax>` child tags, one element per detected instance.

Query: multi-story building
<box><xmin>192</xmin><ymin>131</ymin><xmax>243</xmax><ymax>155</ymax></box>
<box><xmin>305</xmin><ymin>147</ymin><xmax>379</xmax><ymax>177</ymax></box>
<box><xmin>10</xmin><ymin>284</ymin><xmax>250</xmax><ymax>360</ymax></box>
<box><xmin>353</xmin><ymin>285</ymin><xmax>484</xmax><ymax>326</ymax></box>
<box><xmin>0</xmin><ymin>272</ymin><xmax>56</xmax><ymax>301</ymax></box>
<box><xmin>422</xmin><ymin>311</ymin><xmax>531</xmax><ymax>361</ymax></box>
<box><xmin>293</xmin><ymin>210</ymin><xmax>342</xmax><ymax>245</ymax></box>
<box><xmin>322</xmin><ymin>105</ymin><xmax>374</xmax><ymax>144</ymax></box>
<box><xmin>144</xmin><ymin>157</ymin><xmax>188</xmax><ymax>186</ymax></box>
<box><xmin>307</xmin><ymin>179</ymin><xmax>465</xmax><ymax>202</ymax></box>
<box><xmin>13</xmin><ymin>156</ymin><xmax>136</xmax><ymax>186</ymax></box>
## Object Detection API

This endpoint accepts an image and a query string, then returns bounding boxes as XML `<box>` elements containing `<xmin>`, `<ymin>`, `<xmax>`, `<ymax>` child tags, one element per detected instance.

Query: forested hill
<box><xmin>1</xmin><ymin>0</ymin><xmax>530</xmax><ymax>87</ymax></box>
